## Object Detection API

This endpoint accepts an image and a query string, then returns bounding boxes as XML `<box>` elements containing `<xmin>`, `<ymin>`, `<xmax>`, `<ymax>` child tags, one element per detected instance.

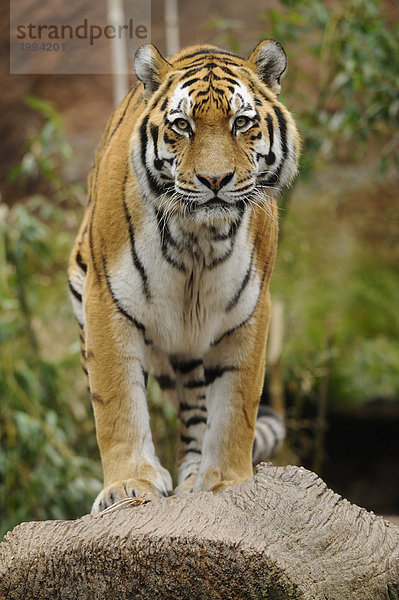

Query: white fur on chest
<box><xmin>109</xmin><ymin>210</ymin><xmax>260</xmax><ymax>356</ymax></box>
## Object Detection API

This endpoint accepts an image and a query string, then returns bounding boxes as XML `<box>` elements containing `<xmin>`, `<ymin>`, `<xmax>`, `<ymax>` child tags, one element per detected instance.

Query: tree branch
<box><xmin>1</xmin><ymin>463</ymin><xmax>398</xmax><ymax>599</ymax></box>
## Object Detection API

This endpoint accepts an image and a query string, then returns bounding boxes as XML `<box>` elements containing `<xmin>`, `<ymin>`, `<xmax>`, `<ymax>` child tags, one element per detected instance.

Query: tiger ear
<box><xmin>134</xmin><ymin>45</ymin><xmax>172</xmax><ymax>97</ymax></box>
<box><xmin>247</xmin><ymin>39</ymin><xmax>287</xmax><ymax>95</ymax></box>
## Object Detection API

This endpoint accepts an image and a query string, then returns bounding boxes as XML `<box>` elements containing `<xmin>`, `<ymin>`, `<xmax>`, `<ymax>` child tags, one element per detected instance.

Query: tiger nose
<box><xmin>196</xmin><ymin>172</ymin><xmax>234</xmax><ymax>192</ymax></box>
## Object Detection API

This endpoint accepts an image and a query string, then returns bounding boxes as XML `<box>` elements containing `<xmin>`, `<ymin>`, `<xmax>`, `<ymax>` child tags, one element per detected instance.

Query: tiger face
<box><xmin>132</xmin><ymin>41</ymin><xmax>300</xmax><ymax>225</ymax></box>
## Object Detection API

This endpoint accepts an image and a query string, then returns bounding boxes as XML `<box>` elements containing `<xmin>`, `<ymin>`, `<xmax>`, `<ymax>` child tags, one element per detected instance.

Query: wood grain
<box><xmin>1</xmin><ymin>463</ymin><xmax>398</xmax><ymax>599</ymax></box>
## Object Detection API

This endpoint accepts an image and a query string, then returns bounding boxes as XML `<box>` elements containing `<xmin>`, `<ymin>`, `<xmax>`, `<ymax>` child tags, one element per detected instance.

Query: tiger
<box><xmin>68</xmin><ymin>40</ymin><xmax>300</xmax><ymax>513</ymax></box>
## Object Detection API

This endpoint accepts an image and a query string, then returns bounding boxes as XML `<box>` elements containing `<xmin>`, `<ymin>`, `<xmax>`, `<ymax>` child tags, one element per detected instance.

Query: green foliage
<box><xmin>0</xmin><ymin>102</ymin><xmax>101</xmax><ymax>539</ymax></box>
<box><xmin>202</xmin><ymin>18</ymin><xmax>242</xmax><ymax>54</ymax></box>
<box><xmin>8</xmin><ymin>96</ymin><xmax>72</xmax><ymax>186</ymax></box>
<box><xmin>264</xmin><ymin>0</ymin><xmax>399</xmax><ymax>172</ymax></box>
<box><xmin>272</xmin><ymin>182</ymin><xmax>399</xmax><ymax>419</ymax></box>
<box><xmin>258</xmin><ymin>0</ymin><xmax>399</xmax><ymax>433</ymax></box>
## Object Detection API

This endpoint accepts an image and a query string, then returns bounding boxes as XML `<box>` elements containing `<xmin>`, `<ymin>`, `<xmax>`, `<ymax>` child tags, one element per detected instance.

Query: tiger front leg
<box><xmin>85</xmin><ymin>276</ymin><xmax>172</xmax><ymax>513</ymax></box>
<box><xmin>172</xmin><ymin>358</ymin><xmax>207</xmax><ymax>494</ymax></box>
<box><xmin>194</xmin><ymin>296</ymin><xmax>270</xmax><ymax>493</ymax></box>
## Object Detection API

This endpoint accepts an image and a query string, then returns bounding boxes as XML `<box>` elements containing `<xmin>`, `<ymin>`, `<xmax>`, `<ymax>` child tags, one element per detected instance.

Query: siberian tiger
<box><xmin>68</xmin><ymin>40</ymin><xmax>300</xmax><ymax>513</ymax></box>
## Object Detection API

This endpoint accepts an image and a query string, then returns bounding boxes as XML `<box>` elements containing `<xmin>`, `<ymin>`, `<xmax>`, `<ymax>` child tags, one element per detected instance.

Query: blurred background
<box><xmin>1</xmin><ymin>0</ymin><xmax>398</xmax><ymax>538</ymax></box>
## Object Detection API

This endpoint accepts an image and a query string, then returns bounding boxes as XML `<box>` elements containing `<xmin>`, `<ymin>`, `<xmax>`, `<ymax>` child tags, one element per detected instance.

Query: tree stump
<box><xmin>1</xmin><ymin>463</ymin><xmax>398</xmax><ymax>599</ymax></box>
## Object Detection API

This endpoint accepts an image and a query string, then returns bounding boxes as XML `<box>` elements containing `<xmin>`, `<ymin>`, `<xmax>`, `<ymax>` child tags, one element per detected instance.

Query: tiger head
<box><xmin>131</xmin><ymin>41</ymin><xmax>300</xmax><ymax>225</ymax></box>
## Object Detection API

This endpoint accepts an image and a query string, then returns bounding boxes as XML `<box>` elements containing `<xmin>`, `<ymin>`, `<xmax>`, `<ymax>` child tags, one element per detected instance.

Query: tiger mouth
<box><xmin>201</xmin><ymin>197</ymin><xmax>230</xmax><ymax>208</ymax></box>
<box><xmin>174</xmin><ymin>192</ymin><xmax>245</xmax><ymax>216</ymax></box>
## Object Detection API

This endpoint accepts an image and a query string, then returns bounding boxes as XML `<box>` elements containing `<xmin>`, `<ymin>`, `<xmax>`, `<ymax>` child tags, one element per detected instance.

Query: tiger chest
<box><xmin>109</xmin><ymin>211</ymin><xmax>260</xmax><ymax>356</ymax></box>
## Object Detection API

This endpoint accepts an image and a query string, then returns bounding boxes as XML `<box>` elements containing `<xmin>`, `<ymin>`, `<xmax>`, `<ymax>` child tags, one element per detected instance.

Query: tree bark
<box><xmin>1</xmin><ymin>463</ymin><xmax>398</xmax><ymax>600</ymax></box>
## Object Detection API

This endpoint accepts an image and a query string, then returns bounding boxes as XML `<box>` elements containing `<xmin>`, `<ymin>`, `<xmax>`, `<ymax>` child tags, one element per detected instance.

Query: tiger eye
<box><xmin>176</xmin><ymin>119</ymin><xmax>189</xmax><ymax>130</ymax></box>
<box><xmin>235</xmin><ymin>116</ymin><xmax>249</xmax><ymax>128</ymax></box>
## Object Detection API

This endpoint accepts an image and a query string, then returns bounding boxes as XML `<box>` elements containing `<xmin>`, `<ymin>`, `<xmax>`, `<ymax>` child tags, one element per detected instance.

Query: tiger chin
<box><xmin>68</xmin><ymin>40</ymin><xmax>300</xmax><ymax>514</ymax></box>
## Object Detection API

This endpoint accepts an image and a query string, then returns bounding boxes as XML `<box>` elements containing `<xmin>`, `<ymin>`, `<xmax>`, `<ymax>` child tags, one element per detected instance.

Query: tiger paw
<box><xmin>174</xmin><ymin>472</ymin><xmax>198</xmax><ymax>495</ymax></box>
<box><xmin>193</xmin><ymin>466</ymin><xmax>244</xmax><ymax>493</ymax></box>
<box><xmin>91</xmin><ymin>477</ymin><xmax>164</xmax><ymax>514</ymax></box>
<box><xmin>210</xmin><ymin>479</ymin><xmax>238</xmax><ymax>493</ymax></box>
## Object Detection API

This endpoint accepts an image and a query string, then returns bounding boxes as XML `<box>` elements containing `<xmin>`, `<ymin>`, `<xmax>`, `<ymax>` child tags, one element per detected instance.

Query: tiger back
<box><xmin>68</xmin><ymin>40</ymin><xmax>300</xmax><ymax>513</ymax></box>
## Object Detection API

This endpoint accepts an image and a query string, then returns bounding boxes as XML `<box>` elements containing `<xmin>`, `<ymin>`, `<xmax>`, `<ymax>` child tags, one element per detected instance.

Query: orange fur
<box><xmin>68</xmin><ymin>42</ymin><xmax>300</xmax><ymax>512</ymax></box>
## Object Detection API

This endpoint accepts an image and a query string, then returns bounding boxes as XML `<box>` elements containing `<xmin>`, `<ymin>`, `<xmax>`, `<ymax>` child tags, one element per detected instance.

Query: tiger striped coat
<box><xmin>68</xmin><ymin>40</ymin><xmax>300</xmax><ymax>513</ymax></box>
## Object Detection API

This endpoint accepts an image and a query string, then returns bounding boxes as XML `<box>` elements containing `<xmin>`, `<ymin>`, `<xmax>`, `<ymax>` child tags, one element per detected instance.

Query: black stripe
<box><xmin>206</xmin><ymin>242</ymin><xmax>234</xmax><ymax>269</ymax></box>
<box><xmin>91</xmin><ymin>393</ymin><xmax>104</xmax><ymax>404</ymax></box>
<box><xmin>101</xmin><ymin>254</ymin><xmax>152</xmax><ymax>345</ymax></box>
<box><xmin>260</xmin><ymin>106</ymin><xmax>288</xmax><ymax>187</ymax></box>
<box><xmin>209</xmin><ymin>218</ymin><xmax>241</xmax><ymax>241</ymax></box>
<box><xmin>142</xmin><ymin>369</ymin><xmax>148</xmax><ymax>388</ymax></box>
<box><xmin>185</xmin><ymin>448</ymin><xmax>202</xmax><ymax>455</ymax></box>
<box><xmin>184</xmin><ymin>415</ymin><xmax>207</xmax><ymax>428</ymax></box>
<box><xmin>174</xmin><ymin>185</ymin><xmax>200</xmax><ymax>194</ymax></box>
<box><xmin>273</xmin><ymin>105</ymin><xmax>288</xmax><ymax>157</ymax></box>
<box><xmin>88</xmin><ymin>204</ymin><xmax>101</xmax><ymax>282</ymax></box>
<box><xmin>163</xmin><ymin>131</ymin><xmax>176</xmax><ymax>145</ymax></box>
<box><xmin>215</xmin><ymin>65</ymin><xmax>238</xmax><ymax>78</ymax></box>
<box><xmin>150</xmin><ymin>123</ymin><xmax>159</xmax><ymax>148</ymax></box>
<box><xmin>226</xmin><ymin>250</ymin><xmax>254</xmax><ymax>312</ymax></box>
<box><xmin>263</xmin><ymin>420</ymin><xmax>279</xmax><ymax>450</ymax></box>
<box><xmin>255</xmin><ymin>422</ymin><xmax>277</xmax><ymax>455</ymax></box>
<box><xmin>178</xmin><ymin>48</ymin><xmax>242</xmax><ymax>61</ymax></box>
<box><xmin>180</xmin><ymin>434</ymin><xmax>196</xmax><ymax>445</ymax></box>
<box><xmin>205</xmin><ymin>200</ymin><xmax>247</xmax><ymax>267</ymax></box>
<box><xmin>155</xmin><ymin>208</ymin><xmax>186</xmax><ymax>272</ymax></box>
<box><xmin>196</xmin><ymin>61</ymin><xmax>222</xmax><ymax>70</ymax></box>
<box><xmin>192</xmin><ymin>89</ymin><xmax>211</xmax><ymax>98</ymax></box>
<box><xmin>145</xmin><ymin>78</ymin><xmax>174</xmax><ymax>115</ymax></box>
<box><xmin>212</xmin><ymin>305</ymin><xmax>257</xmax><ymax>347</ymax></box>
<box><xmin>172</xmin><ymin>358</ymin><xmax>203</xmax><ymax>374</ymax></box>
<box><xmin>206</xmin><ymin>86</ymin><xmax>228</xmax><ymax>97</ymax></box>
<box><xmin>180</xmin><ymin>402</ymin><xmax>207</xmax><ymax>413</ymax></box>
<box><xmin>250</xmin><ymin>84</ymin><xmax>275</xmax><ymax>105</ymax></box>
<box><xmin>68</xmin><ymin>280</ymin><xmax>82</xmax><ymax>303</ymax></box>
<box><xmin>179</xmin><ymin>67</ymin><xmax>206</xmax><ymax>80</ymax></box>
<box><xmin>233</xmin><ymin>182</ymin><xmax>254</xmax><ymax>193</ymax></box>
<box><xmin>122</xmin><ymin>189</ymin><xmax>152</xmax><ymax>301</ymax></box>
<box><xmin>155</xmin><ymin>374</ymin><xmax>176</xmax><ymax>390</ymax></box>
<box><xmin>139</xmin><ymin>115</ymin><xmax>168</xmax><ymax>196</ymax></box>
<box><xmin>181</xmin><ymin>57</ymin><xmax>241</xmax><ymax>70</ymax></box>
<box><xmin>266</xmin><ymin>113</ymin><xmax>274</xmax><ymax>150</ymax></box>
<box><xmin>181</xmin><ymin>77</ymin><xmax>202</xmax><ymax>89</ymax></box>
<box><xmin>183</xmin><ymin>379</ymin><xmax>206</xmax><ymax>389</ymax></box>
<box><xmin>212</xmin><ymin>233</ymin><xmax>274</xmax><ymax>347</ymax></box>
<box><xmin>150</xmin><ymin>123</ymin><xmax>164</xmax><ymax>172</ymax></box>
<box><xmin>76</xmin><ymin>251</ymin><xmax>87</xmax><ymax>273</ymax></box>
<box><xmin>257</xmin><ymin>405</ymin><xmax>280</xmax><ymax>419</ymax></box>
<box><xmin>213</xmin><ymin>76</ymin><xmax>239</xmax><ymax>87</ymax></box>
<box><xmin>204</xmin><ymin>366</ymin><xmax>236</xmax><ymax>386</ymax></box>
<box><xmin>140</xmin><ymin>115</ymin><xmax>150</xmax><ymax>173</ymax></box>
<box><xmin>250</xmin><ymin>131</ymin><xmax>262</xmax><ymax>141</ymax></box>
